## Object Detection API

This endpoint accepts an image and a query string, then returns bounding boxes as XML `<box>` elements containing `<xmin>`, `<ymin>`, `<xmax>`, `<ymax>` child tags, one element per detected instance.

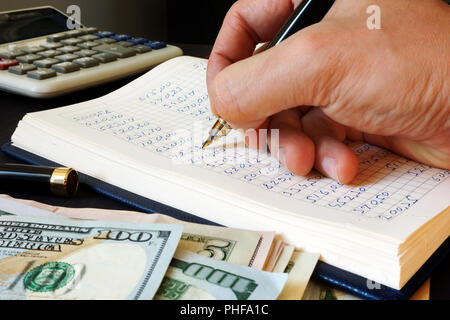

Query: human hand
<box><xmin>207</xmin><ymin>0</ymin><xmax>450</xmax><ymax>184</ymax></box>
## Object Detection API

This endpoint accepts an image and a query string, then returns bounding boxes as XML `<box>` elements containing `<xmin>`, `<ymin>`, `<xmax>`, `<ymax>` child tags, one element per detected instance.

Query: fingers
<box><xmin>302</xmin><ymin>109</ymin><xmax>359</xmax><ymax>184</ymax></box>
<box><xmin>207</xmin><ymin>0</ymin><xmax>301</xmax><ymax>86</ymax></box>
<box><xmin>267</xmin><ymin>109</ymin><xmax>316</xmax><ymax>176</ymax></box>
<box><xmin>243</xmin><ymin>108</ymin><xmax>359</xmax><ymax>183</ymax></box>
<box><xmin>208</xmin><ymin>23</ymin><xmax>344</xmax><ymax>128</ymax></box>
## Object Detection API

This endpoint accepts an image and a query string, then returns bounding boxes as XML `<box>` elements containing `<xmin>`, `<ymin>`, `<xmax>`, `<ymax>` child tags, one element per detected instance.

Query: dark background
<box><xmin>0</xmin><ymin>0</ymin><xmax>448</xmax><ymax>300</ymax></box>
<box><xmin>0</xmin><ymin>0</ymin><xmax>236</xmax><ymax>44</ymax></box>
<box><xmin>167</xmin><ymin>0</ymin><xmax>235</xmax><ymax>44</ymax></box>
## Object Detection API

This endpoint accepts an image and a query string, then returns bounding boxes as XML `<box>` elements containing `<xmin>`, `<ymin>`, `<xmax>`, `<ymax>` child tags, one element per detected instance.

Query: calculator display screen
<box><xmin>0</xmin><ymin>7</ymin><xmax>70</xmax><ymax>44</ymax></box>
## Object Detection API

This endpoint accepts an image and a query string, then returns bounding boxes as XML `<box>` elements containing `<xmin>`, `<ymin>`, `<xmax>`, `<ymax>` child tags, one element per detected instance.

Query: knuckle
<box><xmin>296</xmin><ymin>28</ymin><xmax>340</xmax><ymax>54</ymax></box>
<box><xmin>223</xmin><ymin>2</ymin><xmax>245</xmax><ymax>29</ymax></box>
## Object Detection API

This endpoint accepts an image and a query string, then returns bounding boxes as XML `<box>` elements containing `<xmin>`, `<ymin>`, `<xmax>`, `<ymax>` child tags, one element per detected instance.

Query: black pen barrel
<box><xmin>268</xmin><ymin>0</ymin><xmax>336</xmax><ymax>48</ymax></box>
<box><xmin>0</xmin><ymin>164</ymin><xmax>79</xmax><ymax>197</ymax></box>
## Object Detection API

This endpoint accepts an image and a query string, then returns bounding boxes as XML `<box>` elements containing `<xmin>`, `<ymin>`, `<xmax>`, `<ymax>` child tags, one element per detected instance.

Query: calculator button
<box><xmin>55</xmin><ymin>54</ymin><xmax>80</xmax><ymax>62</ymax></box>
<box><xmin>52</xmin><ymin>62</ymin><xmax>80</xmax><ymax>74</ymax></box>
<box><xmin>23</xmin><ymin>46</ymin><xmax>45</xmax><ymax>54</ymax></box>
<box><xmin>59</xmin><ymin>46</ymin><xmax>80</xmax><ymax>53</ymax></box>
<box><xmin>47</xmin><ymin>33</ymin><xmax>68</xmax><ymax>42</ymax></box>
<box><xmin>0</xmin><ymin>50</ymin><xmax>24</xmax><ymax>59</ymax></box>
<box><xmin>127</xmin><ymin>37</ymin><xmax>148</xmax><ymax>45</ymax></box>
<box><xmin>94</xmin><ymin>38</ymin><xmax>117</xmax><ymax>44</ymax></box>
<box><xmin>73</xmin><ymin>57</ymin><xmax>99</xmax><ymax>68</ymax></box>
<box><xmin>0</xmin><ymin>59</ymin><xmax>19</xmax><ymax>70</ymax></box>
<box><xmin>92</xmin><ymin>53</ymin><xmax>117</xmax><ymax>63</ymax></box>
<box><xmin>94</xmin><ymin>31</ymin><xmax>115</xmax><ymax>38</ymax></box>
<box><xmin>74</xmin><ymin>49</ymin><xmax>97</xmax><ymax>57</ymax></box>
<box><xmin>61</xmin><ymin>38</ymin><xmax>84</xmax><ymax>46</ymax></box>
<box><xmin>27</xmin><ymin>68</ymin><xmax>57</xmax><ymax>80</ymax></box>
<box><xmin>41</xmin><ymin>42</ymin><xmax>64</xmax><ymax>50</ymax></box>
<box><xmin>78</xmin><ymin>34</ymin><xmax>99</xmax><ymax>42</ymax></box>
<box><xmin>39</xmin><ymin>50</ymin><xmax>62</xmax><ymax>58</ymax></box>
<box><xmin>116</xmin><ymin>41</ymin><xmax>134</xmax><ymax>48</ymax></box>
<box><xmin>78</xmin><ymin>41</ymin><xmax>101</xmax><ymax>49</ymax></box>
<box><xmin>133</xmin><ymin>45</ymin><xmax>152</xmax><ymax>54</ymax></box>
<box><xmin>93</xmin><ymin>44</ymin><xmax>136</xmax><ymax>58</ymax></box>
<box><xmin>33</xmin><ymin>58</ymin><xmax>60</xmax><ymax>68</ymax></box>
<box><xmin>16</xmin><ymin>54</ymin><xmax>42</xmax><ymax>64</ymax></box>
<box><xmin>111</xmin><ymin>34</ymin><xmax>131</xmax><ymax>41</ymax></box>
<box><xmin>144</xmin><ymin>41</ymin><xmax>167</xmax><ymax>50</ymax></box>
<box><xmin>65</xmin><ymin>29</ymin><xmax>87</xmax><ymax>38</ymax></box>
<box><xmin>83</xmin><ymin>27</ymin><xmax>98</xmax><ymax>34</ymax></box>
<box><xmin>8</xmin><ymin>63</ymin><xmax>37</xmax><ymax>75</ymax></box>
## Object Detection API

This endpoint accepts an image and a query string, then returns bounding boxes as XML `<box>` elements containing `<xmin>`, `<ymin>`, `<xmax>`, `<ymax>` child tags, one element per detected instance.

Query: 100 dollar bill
<box><xmin>155</xmin><ymin>250</ymin><xmax>287</xmax><ymax>300</ymax></box>
<box><xmin>0</xmin><ymin>216</ymin><xmax>182</xmax><ymax>300</ymax></box>
<box><xmin>0</xmin><ymin>195</ymin><xmax>273</xmax><ymax>269</ymax></box>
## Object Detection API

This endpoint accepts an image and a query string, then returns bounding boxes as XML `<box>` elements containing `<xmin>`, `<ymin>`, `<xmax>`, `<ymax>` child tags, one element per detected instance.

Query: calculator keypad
<box><xmin>74</xmin><ymin>49</ymin><xmax>97</xmax><ymax>57</ymax></box>
<box><xmin>27</xmin><ymin>68</ymin><xmax>57</xmax><ymax>80</ymax></box>
<box><xmin>0</xmin><ymin>59</ymin><xmax>19</xmax><ymax>70</ymax></box>
<box><xmin>91</xmin><ymin>53</ymin><xmax>117</xmax><ymax>63</ymax></box>
<box><xmin>94</xmin><ymin>38</ymin><xmax>116</xmax><ymax>44</ymax></box>
<box><xmin>79</xmin><ymin>35</ymin><xmax>99</xmax><ymax>42</ymax></box>
<box><xmin>41</xmin><ymin>42</ymin><xmax>64</xmax><ymax>50</ymax></box>
<box><xmin>47</xmin><ymin>33</ymin><xmax>68</xmax><ymax>43</ymax></box>
<box><xmin>23</xmin><ymin>46</ymin><xmax>45</xmax><ymax>54</ymax></box>
<box><xmin>116</xmin><ymin>41</ymin><xmax>134</xmax><ymax>48</ymax></box>
<box><xmin>55</xmin><ymin>54</ymin><xmax>80</xmax><ymax>62</ymax></box>
<box><xmin>92</xmin><ymin>44</ymin><xmax>136</xmax><ymax>58</ymax></box>
<box><xmin>0</xmin><ymin>50</ymin><xmax>24</xmax><ymax>59</ymax></box>
<box><xmin>59</xmin><ymin>46</ymin><xmax>80</xmax><ymax>54</ymax></box>
<box><xmin>51</xmin><ymin>62</ymin><xmax>80</xmax><ymax>74</ymax></box>
<box><xmin>8</xmin><ymin>63</ymin><xmax>37</xmax><ymax>75</ymax></box>
<box><xmin>73</xmin><ymin>57</ymin><xmax>99</xmax><ymax>68</ymax></box>
<box><xmin>16</xmin><ymin>54</ymin><xmax>42</xmax><ymax>64</ymax></box>
<box><xmin>0</xmin><ymin>28</ymin><xmax>170</xmax><ymax>80</ymax></box>
<box><xmin>61</xmin><ymin>38</ymin><xmax>84</xmax><ymax>46</ymax></box>
<box><xmin>34</xmin><ymin>58</ymin><xmax>60</xmax><ymax>68</ymax></box>
<box><xmin>133</xmin><ymin>45</ymin><xmax>152</xmax><ymax>54</ymax></box>
<box><xmin>39</xmin><ymin>50</ymin><xmax>63</xmax><ymax>58</ymax></box>
<box><xmin>78</xmin><ymin>41</ymin><xmax>100</xmax><ymax>49</ymax></box>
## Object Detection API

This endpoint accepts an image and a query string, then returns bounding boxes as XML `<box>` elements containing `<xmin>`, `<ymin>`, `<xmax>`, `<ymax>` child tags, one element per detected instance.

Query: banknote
<box><xmin>154</xmin><ymin>250</ymin><xmax>288</xmax><ymax>300</ymax></box>
<box><xmin>272</xmin><ymin>245</ymin><xmax>295</xmax><ymax>273</ymax></box>
<box><xmin>302</xmin><ymin>280</ymin><xmax>362</xmax><ymax>300</ymax></box>
<box><xmin>0</xmin><ymin>215</ymin><xmax>182</xmax><ymax>300</ymax></box>
<box><xmin>277</xmin><ymin>251</ymin><xmax>320</xmax><ymax>300</ymax></box>
<box><xmin>263</xmin><ymin>238</ymin><xmax>284</xmax><ymax>272</ymax></box>
<box><xmin>0</xmin><ymin>195</ymin><xmax>273</xmax><ymax>269</ymax></box>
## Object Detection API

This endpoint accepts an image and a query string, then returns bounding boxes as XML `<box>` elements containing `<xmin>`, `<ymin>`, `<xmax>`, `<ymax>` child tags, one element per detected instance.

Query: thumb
<box><xmin>208</xmin><ymin>26</ymin><xmax>344</xmax><ymax>128</ymax></box>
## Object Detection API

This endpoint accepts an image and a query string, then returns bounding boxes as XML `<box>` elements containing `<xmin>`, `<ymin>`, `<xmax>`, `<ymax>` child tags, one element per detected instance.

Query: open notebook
<box><xmin>9</xmin><ymin>56</ymin><xmax>450</xmax><ymax>290</ymax></box>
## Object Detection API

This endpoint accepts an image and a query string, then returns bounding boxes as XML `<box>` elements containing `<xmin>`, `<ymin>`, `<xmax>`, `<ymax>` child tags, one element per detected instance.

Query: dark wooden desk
<box><xmin>0</xmin><ymin>44</ymin><xmax>448</xmax><ymax>300</ymax></box>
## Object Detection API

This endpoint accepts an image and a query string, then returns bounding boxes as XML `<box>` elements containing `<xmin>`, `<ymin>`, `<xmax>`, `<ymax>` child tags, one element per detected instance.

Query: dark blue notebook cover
<box><xmin>2</xmin><ymin>142</ymin><xmax>448</xmax><ymax>300</ymax></box>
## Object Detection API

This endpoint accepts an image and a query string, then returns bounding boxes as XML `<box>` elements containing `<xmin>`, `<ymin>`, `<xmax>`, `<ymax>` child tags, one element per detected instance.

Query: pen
<box><xmin>202</xmin><ymin>0</ymin><xmax>336</xmax><ymax>149</ymax></box>
<box><xmin>0</xmin><ymin>164</ymin><xmax>79</xmax><ymax>197</ymax></box>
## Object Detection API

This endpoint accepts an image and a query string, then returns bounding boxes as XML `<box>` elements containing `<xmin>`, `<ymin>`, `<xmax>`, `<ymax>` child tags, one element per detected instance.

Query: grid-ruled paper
<box><xmin>59</xmin><ymin>56</ymin><xmax>450</xmax><ymax>222</ymax></box>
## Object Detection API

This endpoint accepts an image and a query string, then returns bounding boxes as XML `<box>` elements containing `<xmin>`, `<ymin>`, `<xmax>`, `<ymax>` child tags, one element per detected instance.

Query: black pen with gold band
<box><xmin>0</xmin><ymin>164</ymin><xmax>79</xmax><ymax>197</ymax></box>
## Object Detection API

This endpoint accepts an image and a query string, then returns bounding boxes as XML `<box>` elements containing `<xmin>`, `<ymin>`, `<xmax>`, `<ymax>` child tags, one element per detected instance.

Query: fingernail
<box><xmin>321</xmin><ymin>157</ymin><xmax>339</xmax><ymax>182</ymax></box>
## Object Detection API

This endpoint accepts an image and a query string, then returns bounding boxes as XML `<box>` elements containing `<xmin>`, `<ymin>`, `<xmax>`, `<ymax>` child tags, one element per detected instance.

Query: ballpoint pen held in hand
<box><xmin>202</xmin><ymin>0</ymin><xmax>336</xmax><ymax>149</ymax></box>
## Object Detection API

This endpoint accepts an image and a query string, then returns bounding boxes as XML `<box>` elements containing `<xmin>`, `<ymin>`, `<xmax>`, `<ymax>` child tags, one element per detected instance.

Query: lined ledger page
<box><xmin>15</xmin><ymin>56</ymin><xmax>450</xmax><ymax>243</ymax></box>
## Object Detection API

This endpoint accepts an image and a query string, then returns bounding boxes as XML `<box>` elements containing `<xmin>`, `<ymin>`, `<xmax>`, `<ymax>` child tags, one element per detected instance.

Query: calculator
<box><xmin>0</xmin><ymin>6</ymin><xmax>183</xmax><ymax>98</ymax></box>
